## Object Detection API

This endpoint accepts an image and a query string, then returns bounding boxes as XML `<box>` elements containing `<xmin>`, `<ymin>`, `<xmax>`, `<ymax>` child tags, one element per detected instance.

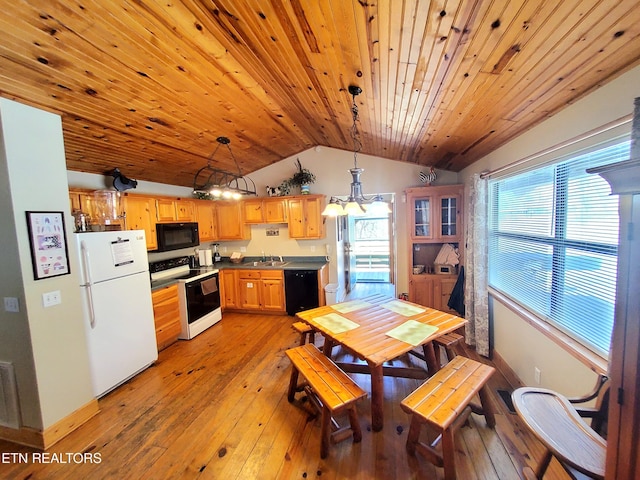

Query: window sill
<box><xmin>489</xmin><ymin>288</ymin><xmax>608</xmax><ymax>376</ymax></box>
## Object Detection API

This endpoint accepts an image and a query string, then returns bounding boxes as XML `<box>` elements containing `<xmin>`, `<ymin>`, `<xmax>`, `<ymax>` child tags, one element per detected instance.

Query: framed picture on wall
<box><xmin>26</xmin><ymin>211</ymin><xmax>71</xmax><ymax>280</ymax></box>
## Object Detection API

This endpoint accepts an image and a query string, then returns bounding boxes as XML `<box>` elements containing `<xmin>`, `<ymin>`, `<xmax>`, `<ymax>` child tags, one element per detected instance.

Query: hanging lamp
<box><xmin>321</xmin><ymin>86</ymin><xmax>390</xmax><ymax>216</ymax></box>
<box><xmin>192</xmin><ymin>136</ymin><xmax>257</xmax><ymax>199</ymax></box>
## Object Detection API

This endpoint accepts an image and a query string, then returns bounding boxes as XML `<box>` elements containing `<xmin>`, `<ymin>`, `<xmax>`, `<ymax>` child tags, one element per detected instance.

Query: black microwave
<box><xmin>156</xmin><ymin>222</ymin><xmax>199</xmax><ymax>252</ymax></box>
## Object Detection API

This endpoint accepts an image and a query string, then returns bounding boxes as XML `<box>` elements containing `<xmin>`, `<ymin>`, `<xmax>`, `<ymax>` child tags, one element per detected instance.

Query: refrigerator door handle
<box><xmin>80</xmin><ymin>240</ymin><xmax>97</xmax><ymax>328</ymax></box>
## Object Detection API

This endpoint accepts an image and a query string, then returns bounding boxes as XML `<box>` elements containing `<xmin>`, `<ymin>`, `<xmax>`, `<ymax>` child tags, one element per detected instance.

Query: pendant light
<box><xmin>192</xmin><ymin>136</ymin><xmax>257</xmax><ymax>199</ymax></box>
<box><xmin>322</xmin><ymin>86</ymin><xmax>390</xmax><ymax>216</ymax></box>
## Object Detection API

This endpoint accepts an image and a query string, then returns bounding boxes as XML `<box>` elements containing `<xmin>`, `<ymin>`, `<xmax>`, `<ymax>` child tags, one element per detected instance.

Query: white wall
<box><xmin>460</xmin><ymin>64</ymin><xmax>640</xmax><ymax>394</ymax></box>
<box><xmin>0</xmin><ymin>99</ymin><xmax>94</xmax><ymax>429</ymax></box>
<box><xmin>240</xmin><ymin>146</ymin><xmax>459</xmax><ymax>297</ymax></box>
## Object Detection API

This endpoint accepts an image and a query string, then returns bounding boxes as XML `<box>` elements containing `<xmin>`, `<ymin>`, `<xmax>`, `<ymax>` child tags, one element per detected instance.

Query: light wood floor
<box><xmin>0</xmin><ymin>309</ymin><xmax>574</xmax><ymax>479</ymax></box>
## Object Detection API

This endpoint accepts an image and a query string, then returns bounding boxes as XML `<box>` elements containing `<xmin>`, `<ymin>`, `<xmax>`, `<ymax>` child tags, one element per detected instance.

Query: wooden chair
<box><xmin>511</xmin><ymin>376</ymin><xmax>609</xmax><ymax>480</ymax></box>
<box><xmin>286</xmin><ymin>344</ymin><xmax>366</xmax><ymax>458</ymax></box>
<box><xmin>401</xmin><ymin>355</ymin><xmax>496</xmax><ymax>480</ymax></box>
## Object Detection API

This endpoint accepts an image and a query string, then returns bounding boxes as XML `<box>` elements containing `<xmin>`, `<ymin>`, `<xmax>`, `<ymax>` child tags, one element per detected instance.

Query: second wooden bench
<box><xmin>401</xmin><ymin>355</ymin><xmax>496</xmax><ymax>480</ymax></box>
<box><xmin>286</xmin><ymin>343</ymin><xmax>366</xmax><ymax>458</ymax></box>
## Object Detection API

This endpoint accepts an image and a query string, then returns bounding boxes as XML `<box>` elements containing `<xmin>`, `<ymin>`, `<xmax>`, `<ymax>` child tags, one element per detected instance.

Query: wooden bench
<box><xmin>401</xmin><ymin>355</ymin><xmax>496</xmax><ymax>480</ymax></box>
<box><xmin>433</xmin><ymin>332</ymin><xmax>464</xmax><ymax>365</ymax></box>
<box><xmin>286</xmin><ymin>343</ymin><xmax>367</xmax><ymax>458</ymax></box>
<box><xmin>292</xmin><ymin>321</ymin><xmax>315</xmax><ymax>346</ymax></box>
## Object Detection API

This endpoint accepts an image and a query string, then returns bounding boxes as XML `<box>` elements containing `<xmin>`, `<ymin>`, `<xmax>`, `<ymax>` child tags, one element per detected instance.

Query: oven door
<box><xmin>184</xmin><ymin>273</ymin><xmax>221</xmax><ymax>324</ymax></box>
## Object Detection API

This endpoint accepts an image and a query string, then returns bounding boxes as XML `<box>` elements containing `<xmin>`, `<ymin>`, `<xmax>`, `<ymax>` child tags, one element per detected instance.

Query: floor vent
<box><xmin>0</xmin><ymin>362</ymin><xmax>21</xmax><ymax>428</ymax></box>
<box><xmin>497</xmin><ymin>389</ymin><xmax>516</xmax><ymax>414</ymax></box>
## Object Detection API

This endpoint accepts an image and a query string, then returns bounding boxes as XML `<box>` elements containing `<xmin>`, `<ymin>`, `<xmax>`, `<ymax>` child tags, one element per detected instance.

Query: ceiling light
<box><xmin>321</xmin><ymin>86</ymin><xmax>390</xmax><ymax>216</ymax></box>
<box><xmin>193</xmin><ymin>136</ymin><xmax>257</xmax><ymax>199</ymax></box>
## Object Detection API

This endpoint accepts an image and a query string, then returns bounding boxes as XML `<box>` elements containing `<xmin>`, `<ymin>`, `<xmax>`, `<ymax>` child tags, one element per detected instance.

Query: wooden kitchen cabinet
<box><xmin>151</xmin><ymin>284</ymin><xmax>181</xmax><ymax>351</ymax></box>
<box><xmin>236</xmin><ymin>269</ymin><xmax>285</xmax><ymax>313</ymax></box>
<box><xmin>156</xmin><ymin>197</ymin><xmax>195</xmax><ymax>222</ymax></box>
<box><xmin>220</xmin><ymin>269</ymin><xmax>238</xmax><ymax>309</ymax></box>
<box><xmin>406</xmin><ymin>185</ymin><xmax>464</xmax><ymax>310</ymax></box>
<box><xmin>287</xmin><ymin>195</ymin><xmax>325</xmax><ymax>239</ymax></box>
<box><xmin>243</xmin><ymin>198</ymin><xmax>287</xmax><ymax>224</ymax></box>
<box><xmin>195</xmin><ymin>200</ymin><xmax>217</xmax><ymax>242</ymax></box>
<box><xmin>122</xmin><ymin>194</ymin><xmax>158</xmax><ymax>250</ymax></box>
<box><xmin>216</xmin><ymin>201</ymin><xmax>251</xmax><ymax>240</ymax></box>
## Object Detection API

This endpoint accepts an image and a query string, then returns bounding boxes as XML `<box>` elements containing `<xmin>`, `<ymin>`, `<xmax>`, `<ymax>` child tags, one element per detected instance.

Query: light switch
<box><xmin>3</xmin><ymin>297</ymin><xmax>19</xmax><ymax>312</ymax></box>
<box><xmin>42</xmin><ymin>291</ymin><xmax>62</xmax><ymax>308</ymax></box>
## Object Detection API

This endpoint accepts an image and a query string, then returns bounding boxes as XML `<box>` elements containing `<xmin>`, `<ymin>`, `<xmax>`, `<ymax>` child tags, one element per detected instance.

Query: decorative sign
<box><xmin>26</xmin><ymin>211</ymin><xmax>70</xmax><ymax>280</ymax></box>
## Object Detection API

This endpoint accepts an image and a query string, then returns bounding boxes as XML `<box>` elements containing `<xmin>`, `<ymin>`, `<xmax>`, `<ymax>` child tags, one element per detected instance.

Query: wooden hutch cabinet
<box><xmin>591</xmin><ymin>158</ymin><xmax>640</xmax><ymax>480</ymax></box>
<box><xmin>406</xmin><ymin>185</ymin><xmax>464</xmax><ymax>312</ymax></box>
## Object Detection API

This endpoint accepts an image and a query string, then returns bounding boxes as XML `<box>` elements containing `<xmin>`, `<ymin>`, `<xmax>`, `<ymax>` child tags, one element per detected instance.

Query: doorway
<box><xmin>342</xmin><ymin>197</ymin><xmax>395</xmax><ymax>298</ymax></box>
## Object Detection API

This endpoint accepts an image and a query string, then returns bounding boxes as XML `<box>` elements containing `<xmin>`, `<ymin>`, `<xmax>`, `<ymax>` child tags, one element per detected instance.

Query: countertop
<box><xmin>150</xmin><ymin>256</ymin><xmax>328</xmax><ymax>291</ymax></box>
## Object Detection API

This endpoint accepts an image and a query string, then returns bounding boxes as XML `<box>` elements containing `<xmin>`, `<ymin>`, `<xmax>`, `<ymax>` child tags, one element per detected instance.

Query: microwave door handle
<box><xmin>80</xmin><ymin>240</ymin><xmax>97</xmax><ymax>329</ymax></box>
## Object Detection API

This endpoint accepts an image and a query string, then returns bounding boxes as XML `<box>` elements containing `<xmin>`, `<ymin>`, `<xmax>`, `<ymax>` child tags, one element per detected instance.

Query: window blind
<box><xmin>488</xmin><ymin>140</ymin><xmax>630</xmax><ymax>356</ymax></box>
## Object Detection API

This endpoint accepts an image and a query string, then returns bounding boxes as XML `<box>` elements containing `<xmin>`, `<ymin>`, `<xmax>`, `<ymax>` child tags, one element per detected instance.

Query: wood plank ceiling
<box><xmin>0</xmin><ymin>0</ymin><xmax>639</xmax><ymax>187</ymax></box>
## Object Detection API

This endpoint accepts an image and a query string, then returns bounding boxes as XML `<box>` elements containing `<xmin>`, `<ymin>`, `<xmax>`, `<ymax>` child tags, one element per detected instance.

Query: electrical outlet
<box><xmin>534</xmin><ymin>367</ymin><xmax>541</xmax><ymax>385</ymax></box>
<box><xmin>4</xmin><ymin>297</ymin><xmax>19</xmax><ymax>312</ymax></box>
<box><xmin>310</xmin><ymin>245</ymin><xmax>316</xmax><ymax>252</ymax></box>
<box><xmin>240</xmin><ymin>246</ymin><xmax>246</xmax><ymax>253</ymax></box>
<box><xmin>42</xmin><ymin>291</ymin><xmax>61</xmax><ymax>308</ymax></box>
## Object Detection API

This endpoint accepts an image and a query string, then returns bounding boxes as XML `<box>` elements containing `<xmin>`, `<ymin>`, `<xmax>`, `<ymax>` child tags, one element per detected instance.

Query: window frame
<box><xmin>487</xmin><ymin>137</ymin><xmax>629</xmax><ymax>362</ymax></box>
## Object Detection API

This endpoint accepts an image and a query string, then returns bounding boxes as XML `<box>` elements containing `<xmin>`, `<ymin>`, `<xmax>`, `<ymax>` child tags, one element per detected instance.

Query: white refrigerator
<box><xmin>75</xmin><ymin>230</ymin><xmax>158</xmax><ymax>397</ymax></box>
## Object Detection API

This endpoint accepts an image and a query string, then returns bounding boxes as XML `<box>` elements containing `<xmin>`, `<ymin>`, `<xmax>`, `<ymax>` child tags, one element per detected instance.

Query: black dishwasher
<box><xmin>284</xmin><ymin>270</ymin><xmax>319</xmax><ymax>316</ymax></box>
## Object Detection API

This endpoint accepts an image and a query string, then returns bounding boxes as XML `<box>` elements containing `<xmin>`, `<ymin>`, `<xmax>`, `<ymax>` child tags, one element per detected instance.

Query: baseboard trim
<box><xmin>492</xmin><ymin>350</ymin><xmax>524</xmax><ymax>390</ymax></box>
<box><xmin>0</xmin><ymin>399</ymin><xmax>99</xmax><ymax>450</ymax></box>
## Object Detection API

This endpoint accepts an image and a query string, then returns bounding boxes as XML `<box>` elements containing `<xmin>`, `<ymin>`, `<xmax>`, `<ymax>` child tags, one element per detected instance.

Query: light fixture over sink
<box><xmin>322</xmin><ymin>86</ymin><xmax>390</xmax><ymax>217</ymax></box>
<box><xmin>192</xmin><ymin>136</ymin><xmax>257</xmax><ymax>199</ymax></box>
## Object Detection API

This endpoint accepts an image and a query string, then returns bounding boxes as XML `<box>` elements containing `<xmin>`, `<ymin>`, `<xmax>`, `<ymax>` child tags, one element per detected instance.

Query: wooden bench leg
<box><xmin>287</xmin><ymin>366</ymin><xmax>300</xmax><ymax>402</ymax></box>
<box><xmin>406</xmin><ymin>415</ymin><xmax>422</xmax><ymax>456</ymax></box>
<box><xmin>441</xmin><ymin>428</ymin><xmax>457</xmax><ymax>480</ymax></box>
<box><xmin>347</xmin><ymin>406</ymin><xmax>362</xmax><ymax>443</ymax></box>
<box><xmin>478</xmin><ymin>385</ymin><xmax>496</xmax><ymax>428</ymax></box>
<box><xmin>422</xmin><ymin>342</ymin><xmax>440</xmax><ymax>374</ymax></box>
<box><xmin>320</xmin><ymin>406</ymin><xmax>332</xmax><ymax>459</ymax></box>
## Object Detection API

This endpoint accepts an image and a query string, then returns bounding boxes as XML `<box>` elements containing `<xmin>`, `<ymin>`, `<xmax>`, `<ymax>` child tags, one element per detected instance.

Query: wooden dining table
<box><xmin>295</xmin><ymin>294</ymin><xmax>468</xmax><ymax>432</ymax></box>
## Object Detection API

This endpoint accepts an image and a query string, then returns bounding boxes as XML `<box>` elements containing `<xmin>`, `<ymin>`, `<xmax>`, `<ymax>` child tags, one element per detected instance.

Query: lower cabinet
<box><xmin>409</xmin><ymin>274</ymin><xmax>459</xmax><ymax>314</ymax></box>
<box><xmin>220</xmin><ymin>269</ymin><xmax>238</xmax><ymax>309</ymax></box>
<box><xmin>151</xmin><ymin>284</ymin><xmax>181</xmax><ymax>350</ymax></box>
<box><xmin>237</xmin><ymin>270</ymin><xmax>286</xmax><ymax>313</ymax></box>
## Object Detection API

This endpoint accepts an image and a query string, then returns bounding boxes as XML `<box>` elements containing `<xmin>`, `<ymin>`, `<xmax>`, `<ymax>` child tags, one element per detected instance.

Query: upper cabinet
<box><xmin>243</xmin><ymin>198</ymin><xmax>288</xmax><ymax>224</ymax></box>
<box><xmin>195</xmin><ymin>200</ymin><xmax>217</xmax><ymax>242</ymax></box>
<box><xmin>287</xmin><ymin>195</ymin><xmax>325</xmax><ymax>239</ymax></box>
<box><xmin>216</xmin><ymin>201</ymin><xmax>251</xmax><ymax>240</ymax></box>
<box><xmin>155</xmin><ymin>198</ymin><xmax>195</xmax><ymax>222</ymax></box>
<box><xmin>122</xmin><ymin>194</ymin><xmax>158</xmax><ymax>250</ymax></box>
<box><xmin>406</xmin><ymin>185</ymin><xmax>463</xmax><ymax>243</ymax></box>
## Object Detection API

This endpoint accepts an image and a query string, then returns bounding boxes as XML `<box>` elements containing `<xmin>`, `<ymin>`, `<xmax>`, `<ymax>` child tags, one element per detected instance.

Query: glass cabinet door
<box><xmin>440</xmin><ymin>196</ymin><xmax>457</xmax><ymax>237</ymax></box>
<box><xmin>413</xmin><ymin>197</ymin><xmax>431</xmax><ymax>238</ymax></box>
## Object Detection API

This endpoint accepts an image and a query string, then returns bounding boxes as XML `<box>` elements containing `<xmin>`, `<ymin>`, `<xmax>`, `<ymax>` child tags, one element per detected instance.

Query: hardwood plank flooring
<box><xmin>0</xmin><ymin>311</ymin><xmax>574</xmax><ymax>479</ymax></box>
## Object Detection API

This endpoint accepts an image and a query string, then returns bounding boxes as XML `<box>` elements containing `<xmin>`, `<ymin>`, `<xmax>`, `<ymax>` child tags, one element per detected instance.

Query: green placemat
<box><xmin>314</xmin><ymin>313</ymin><xmax>360</xmax><ymax>334</ymax></box>
<box><xmin>332</xmin><ymin>299</ymin><xmax>372</xmax><ymax>314</ymax></box>
<box><xmin>386</xmin><ymin>320</ymin><xmax>438</xmax><ymax>346</ymax></box>
<box><xmin>381</xmin><ymin>300</ymin><xmax>426</xmax><ymax>317</ymax></box>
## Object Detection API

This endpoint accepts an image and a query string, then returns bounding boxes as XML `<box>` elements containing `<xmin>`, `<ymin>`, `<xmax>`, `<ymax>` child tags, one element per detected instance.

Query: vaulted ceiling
<box><xmin>1</xmin><ymin>0</ymin><xmax>639</xmax><ymax>187</ymax></box>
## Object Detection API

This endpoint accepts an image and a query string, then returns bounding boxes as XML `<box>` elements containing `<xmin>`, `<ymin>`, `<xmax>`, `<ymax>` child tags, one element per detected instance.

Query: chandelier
<box><xmin>321</xmin><ymin>86</ymin><xmax>390</xmax><ymax>216</ymax></box>
<box><xmin>192</xmin><ymin>136</ymin><xmax>257</xmax><ymax>199</ymax></box>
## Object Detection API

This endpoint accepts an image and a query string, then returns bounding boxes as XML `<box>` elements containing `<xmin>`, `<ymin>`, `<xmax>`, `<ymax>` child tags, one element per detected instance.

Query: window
<box><xmin>488</xmin><ymin>139</ymin><xmax>630</xmax><ymax>356</ymax></box>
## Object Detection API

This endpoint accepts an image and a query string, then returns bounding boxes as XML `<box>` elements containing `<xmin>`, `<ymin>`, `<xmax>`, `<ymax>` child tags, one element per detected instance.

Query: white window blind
<box><xmin>488</xmin><ymin>139</ymin><xmax>630</xmax><ymax>356</ymax></box>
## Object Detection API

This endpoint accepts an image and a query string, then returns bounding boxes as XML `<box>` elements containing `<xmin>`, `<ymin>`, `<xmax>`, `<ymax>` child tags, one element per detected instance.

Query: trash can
<box><xmin>324</xmin><ymin>283</ymin><xmax>339</xmax><ymax>305</ymax></box>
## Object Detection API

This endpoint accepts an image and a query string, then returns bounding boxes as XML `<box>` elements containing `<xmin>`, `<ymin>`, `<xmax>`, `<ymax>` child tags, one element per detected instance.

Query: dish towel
<box><xmin>201</xmin><ymin>277</ymin><xmax>218</xmax><ymax>295</ymax></box>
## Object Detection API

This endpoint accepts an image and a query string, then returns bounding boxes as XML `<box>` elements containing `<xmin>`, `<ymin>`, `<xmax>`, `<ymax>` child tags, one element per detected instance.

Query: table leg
<box><xmin>370</xmin><ymin>363</ymin><xmax>384</xmax><ymax>432</ymax></box>
<box><xmin>423</xmin><ymin>341</ymin><xmax>440</xmax><ymax>374</ymax></box>
<box><xmin>323</xmin><ymin>338</ymin><xmax>335</xmax><ymax>359</ymax></box>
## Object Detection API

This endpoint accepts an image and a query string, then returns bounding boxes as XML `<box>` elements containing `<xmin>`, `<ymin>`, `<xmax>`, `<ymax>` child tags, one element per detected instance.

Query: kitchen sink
<box><xmin>250</xmin><ymin>260</ymin><xmax>289</xmax><ymax>267</ymax></box>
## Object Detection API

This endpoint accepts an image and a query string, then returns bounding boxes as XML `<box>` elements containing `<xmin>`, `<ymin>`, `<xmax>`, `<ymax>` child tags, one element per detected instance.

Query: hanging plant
<box><xmin>288</xmin><ymin>158</ymin><xmax>316</xmax><ymax>187</ymax></box>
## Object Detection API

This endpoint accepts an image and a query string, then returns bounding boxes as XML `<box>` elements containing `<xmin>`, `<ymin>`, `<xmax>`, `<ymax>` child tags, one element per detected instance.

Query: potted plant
<box><xmin>288</xmin><ymin>158</ymin><xmax>316</xmax><ymax>194</ymax></box>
